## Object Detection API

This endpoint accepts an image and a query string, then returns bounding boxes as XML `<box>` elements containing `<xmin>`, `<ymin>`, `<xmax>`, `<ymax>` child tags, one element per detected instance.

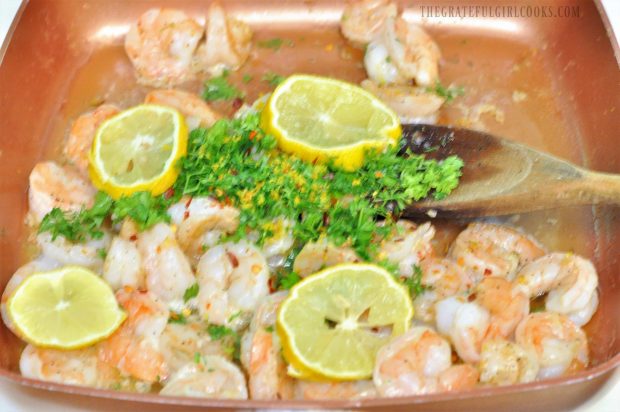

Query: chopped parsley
<box><xmin>168</xmin><ymin>312</ymin><xmax>187</xmax><ymax>324</ymax></box>
<box><xmin>39</xmin><ymin>191</ymin><xmax>171</xmax><ymax>242</ymax></box>
<box><xmin>264</xmin><ymin>325</ymin><xmax>275</xmax><ymax>333</ymax></box>
<box><xmin>378</xmin><ymin>259</ymin><xmax>400</xmax><ymax>277</ymax></box>
<box><xmin>262</xmin><ymin>72</ymin><xmax>286</xmax><ymax>87</ymax></box>
<box><xmin>228</xmin><ymin>311</ymin><xmax>242</xmax><ymax>323</ymax></box>
<box><xmin>194</xmin><ymin>352</ymin><xmax>202</xmax><ymax>364</ymax></box>
<box><xmin>38</xmin><ymin>192</ymin><xmax>112</xmax><ymax>242</ymax></box>
<box><xmin>203</xmin><ymin>71</ymin><xmax>243</xmax><ymax>102</ymax></box>
<box><xmin>174</xmin><ymin>112</ymin><xmax>462</xmax><ymax>258</ymax></box>
<box><xmin>402</xmin><ymin>265</ymin><xmax>426</xmax><ymax>298</ymax></box>
<box><xmin>256</xmin><ymin>37</ymin><xmax>294</xmax><ymax>50</ymax></box>
<box><xmin>242</xmin><ymin>74</ymin><xmax>253</xmax><ymax>84</ymax></box>
<box><xmin>207</xmin><ymin>324</ymin><xmax>235</xmax><ymax>340</ymax></box>
<box><xmin>183</xmin><ymin>283</ymin><xmax>199</xmax><ymax>302</ymax></box>
<box><xmin>277</xmin><ymin>271</ymin><xmax>301</xmax><ymax>290</ymax></box>
<box><xmin>112</xmin><ymin>191</ymin><xmax>173</xmax><ymax>229</ymax></box>
<box><xmin>426</xmin><ymin>81</ymin><xmax>465</xmax><ymax>103</ymax></box>
<box><xmin>207</xmin><ymin>324</ymin><xmax>241</xmax><ymax>360</ymax></box>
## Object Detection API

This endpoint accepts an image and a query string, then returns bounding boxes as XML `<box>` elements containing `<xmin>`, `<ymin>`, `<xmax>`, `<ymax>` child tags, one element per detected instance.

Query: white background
<box><xmin>0</xmin><ymin>0</ymin><xmax>618</xmax><ymax>410</ymax></box>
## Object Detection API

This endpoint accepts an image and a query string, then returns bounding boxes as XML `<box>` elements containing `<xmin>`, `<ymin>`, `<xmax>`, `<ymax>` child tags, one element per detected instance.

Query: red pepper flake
<box><xmin>268</xmin><ymin>277</ymin><xmax>277</xmax><ymax>293</ymax></box>
<box><xmin>468</xmin><ymin>293</ymin><xmax>477</xmax><ymax>302</ymax></box>
<box><xmin>249</xmin><ymin>130</ymin><xmax>257</xmax><ymax>140</ymax></box>
<box><xmin>226</xmin><ymin>252</ymin><xmax>239</xmax><ymax>268</ymax></box>
<box><xmin>185</xmin><ymin>197</ymin><xmax>193</xmax><ymax>208</ymax></box>
<box><xmin>232</xmin><ymin>97</ymin><xmax>243</xmax><ymax>110</ymax></box>
<box><xmin>483</xmin><ymin>268</ymin><xmax>492</xmax><ymax>276</ymax></box>
<box><xmin>164</xmin><ymin>188</ymin><xmax>175</xmax><ymax>199</ymax></box>
<box><xmin>129</xmin><ymin>234</ymin><xmax>138</xmax><ymax>241</ymax></box>
<box><xmin>183</xmin><ymin>210</ymin><xmax>190</xmax><ymax>220</ymax></box>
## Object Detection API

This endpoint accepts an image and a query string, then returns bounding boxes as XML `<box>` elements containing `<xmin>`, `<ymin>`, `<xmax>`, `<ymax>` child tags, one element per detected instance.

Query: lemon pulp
<box><xmin>7</xmin><ymin>266</ymin><xmax>126</xmax><ymax>349</ymax></box>
<box><xmin>261</xmin><ymin>75</ymin><xmax>401</xmax><ymax>171</ymax></box>
<box><xmin>89</xmin><ymin>104</ymin><xmax>187</xmax><ymax>199</ymax></box>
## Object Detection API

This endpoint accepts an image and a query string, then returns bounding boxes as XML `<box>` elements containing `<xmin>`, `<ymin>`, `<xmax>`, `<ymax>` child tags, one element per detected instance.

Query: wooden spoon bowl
<box><xmin>401</xmin><ymin>124</ymin><xmax>620</xmax><ymax>218</ymax></box>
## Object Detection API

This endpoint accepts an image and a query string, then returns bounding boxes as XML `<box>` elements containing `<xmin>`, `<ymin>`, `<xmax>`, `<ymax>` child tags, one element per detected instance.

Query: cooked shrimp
<box><xmin>515</xmin><ymin>312</ymin><xmax>588</xmax><ymax>379</ymax></box>
<box><xmin>293</xmin><ymin>237</ymin><xmax>361</xmax><ymax>277</ymax></box>
<box><xmin>382</xmin><ymin>16</ymin><xmax>440</xmax><ymax>87</ymax></box>
<box><xmin>28</xmin><ymin>161</ymin><xmax>96</xmax><ymax>224</ymax></box>
<box><xmin>374</xmin><ymin>326</ymin><xmax>462</xmax><ymax>396</ymax></box>
<box><xmin>379</xmin><ymin>221</ymin><xmax>435</xmax><ymax>277</ymax></box>
<box><xmin>435</xmin><ymin>296</ymin><xmax>490</xmax><ymax>363</ymax></box>
<box><xmin>340</xmin><ymin>0</ymin><xmax>397</xmax><ymax>45</ymax></box>
<box><xmin>478</xmin><ymin>339</ymin><xmax>539</xmax><ymax>386</ymax></box>
<box><xmin>20</xmin><ymin>344</ymin><xmax>119</xmax><ymax>388</ymax></box>
<box><xmin>449</xmin><ymin>222</ymin><xmax>546</xmax><ymax>282</ymax></box>
<box><xmin>567</xmin><ymin>292</ymin><xmax>599</xmax><ymax>328</ymax></box>
<box><xmin>196</xmin><ymin>240</ymin><xmax>270</xmax><ymax>329</ymax></box>
<box><xmin>437</xmin><ymin>364</ymin><xmax>479</xmax><ymax>392</ymax></box>
<box><xmin>421</xmin><ymin>257</ymin><xmax>475</xmax><ymax>296</ymax></box>
<box><xmin>136</xmin><ymin>223</ymin><xmax>195</xmax><ymax>307</ymax></box>
<box><xmin>160</xmin><ymin>356</ymin><xmax>248</xmax><ymax>399</ymax></box>
<box><xmin>168</xmin><ymin>196</ymin><xmax>239</xmax><ymax>265</ymax></box>
<box><xmin>99</xmin><ymin>289</ymin><xmax>169</xmax><ymax>383</ymax></box>
<box><xmin>412</xmin><ymin>257</ymin><xmax>475</xmax><ymax>323</ymax></box>
<box><xmin>37</xmin><ymin>231</ymin><xmax>110</xmax><ymax>272</ymax></box>
<box><xmin>144</xmin><ymin>89</ymin><xmax>220</xmax><ymax>130</ymax></box>
<box><xmin>475</xmin><ymin>277</ymin><xmax>529</xmax><ymax>339</ymax></box>
<box><xmin>103</xmin><ymin>237</ymin><xmax>144</xmax><ymax>291</ymax></box>
<box><xmin>64</xmin><ymin>104</ymin><xmax>120</xmax><ymax>175</ymax></box>
<box><xmin>241</xmin><ymin>329</ymin><xmax>290</xmax><ymax>399</ymax></box>
<box><xmin>514</xmin><ymin>253</ymin><xmax>599</xmax><ymax>326</ymax></box>
<box><xmin>363</xmin><ymin>42</ymin><xmax>403</xmax><ymax>84</ymax></box>
<box><xmin>160</xmin><ymin>322</ymin><xmax>231</xmax><ymax>373</ymax></box>
<box><xmin>361</xmin><ymin>79</ymin><xmax>445</xmax><ymax>124</ymax></box>
<box><xmin>294</xmin><ymin>380</ymin><xmax>377</xmax><ymax>400</ymax></box>
<box><xmin>125</xmin><ymin>9</ymin><xmax>203</xmax><ymax>87</ymax></box>
<box><xmin>193</xmin><ymin>2</ymin><xmax>252</xmax><ymax>77</ymax></box>
<box><xmin>255</xmin><ymin>217</ymin><xmax>295</xmax><ymax>263</ymax></box>
<box><xmin>1</xmin><ymin>258</ymin><xmax>61</xmax><ymax>334</ymax></box>
<box><xmin>240</xmin><ymin>292</ymin><xmax>294</xmax><ymax>400</ymax></box>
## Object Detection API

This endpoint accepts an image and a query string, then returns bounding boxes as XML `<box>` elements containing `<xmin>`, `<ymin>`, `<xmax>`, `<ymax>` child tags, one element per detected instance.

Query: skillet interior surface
<box><xmin>0</xmin><ymin>0</ymin><xmax>618</xmax><ymax>410</ymax></box>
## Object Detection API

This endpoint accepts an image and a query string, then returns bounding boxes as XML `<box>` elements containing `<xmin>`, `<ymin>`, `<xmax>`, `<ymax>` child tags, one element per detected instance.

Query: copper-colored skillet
<box><xmin>0</xmin><ymin>0</ymin><xmax>619</xmax><ymax>410</ymax></box>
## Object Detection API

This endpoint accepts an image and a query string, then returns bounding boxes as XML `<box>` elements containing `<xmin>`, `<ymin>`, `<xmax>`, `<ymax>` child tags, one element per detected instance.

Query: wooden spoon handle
<box><xmin>576</xmin><ymin>171</ymin><xmax>620</xmax><ymax>204</ymax></box>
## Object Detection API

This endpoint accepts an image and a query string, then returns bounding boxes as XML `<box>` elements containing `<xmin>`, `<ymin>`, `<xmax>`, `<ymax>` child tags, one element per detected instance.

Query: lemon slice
<box><xmin>261</xmin><ymin>74</ymin><xmax>401</xmax><ymax>171</ymax></box>
<box><xmin>89</xmin><ymin>104</ymin><xmax>188</xmax><ymax>199</ymax></box>
<box><xmin>277</xmin><ymin>263</ymin><xmax>413</xmax><ymax>380</ymax></box>
<box><xmin>6</xmin><ymin>266</ymin><xmax>126</xmax><ymax>349</ymax></box>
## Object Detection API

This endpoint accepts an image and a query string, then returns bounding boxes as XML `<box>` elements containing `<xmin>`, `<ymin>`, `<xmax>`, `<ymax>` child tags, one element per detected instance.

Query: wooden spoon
<box><xmin>400</xmin><ymin>124</ymin><xmax>620</xmax><ymax>218</ymax></box>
